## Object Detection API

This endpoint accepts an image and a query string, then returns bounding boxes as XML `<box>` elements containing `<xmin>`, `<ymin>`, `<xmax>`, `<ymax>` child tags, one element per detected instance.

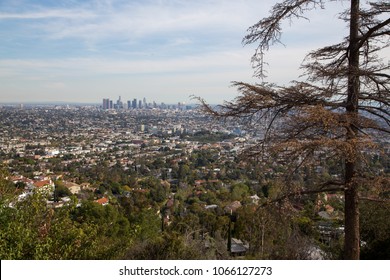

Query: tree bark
<box><xmin>344</xmin><ymin>0</ymin><xmax>360</xmax><ymax>260</ymax></box>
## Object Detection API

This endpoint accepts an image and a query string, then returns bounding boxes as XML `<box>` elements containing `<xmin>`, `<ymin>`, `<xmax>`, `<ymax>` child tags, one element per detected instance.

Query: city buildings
<box><xmin>102</xmin><ymin>97</ymin><xmax>190</xmax><ymax>110</ymax></box>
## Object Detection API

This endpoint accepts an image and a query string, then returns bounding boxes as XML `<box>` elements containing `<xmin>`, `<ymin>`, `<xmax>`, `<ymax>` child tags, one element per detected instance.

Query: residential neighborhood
<box><xmin>0</xmin><ymin>103</ymin><xmax>388</xmax><ymax>260</ymax></box>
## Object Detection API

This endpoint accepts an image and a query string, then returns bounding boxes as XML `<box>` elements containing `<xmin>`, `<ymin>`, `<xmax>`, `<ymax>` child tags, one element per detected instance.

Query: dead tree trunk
<box><xmin>344</xmin><ymin>0</ymin><xmax>360</xmax><ymax>260</ymax></box>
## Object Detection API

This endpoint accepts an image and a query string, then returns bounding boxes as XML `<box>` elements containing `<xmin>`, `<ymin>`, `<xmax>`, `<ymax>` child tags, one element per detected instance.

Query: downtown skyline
<box><xmin>1</xmin><ymin>0</ymin><xmax>386</xmax><ymax>105</ymax></box>
<box><xmin>101</xmin><ymin>96</ymin><xmax>189</xmax><ymax>110</ymax></box>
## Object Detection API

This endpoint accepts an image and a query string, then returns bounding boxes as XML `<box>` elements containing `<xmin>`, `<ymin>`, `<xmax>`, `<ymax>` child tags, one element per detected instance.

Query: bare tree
<box><xmin>198</xmin><ymin>0</ymin><xmax>389</xmax><ymax>259</ymax></box>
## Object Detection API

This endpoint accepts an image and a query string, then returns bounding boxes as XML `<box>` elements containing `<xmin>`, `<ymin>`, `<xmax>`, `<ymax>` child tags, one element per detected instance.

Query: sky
<box><xmin>0</xmin><ymin>0</ymin><xmax>380</xmax><ymax>105</ymax></box>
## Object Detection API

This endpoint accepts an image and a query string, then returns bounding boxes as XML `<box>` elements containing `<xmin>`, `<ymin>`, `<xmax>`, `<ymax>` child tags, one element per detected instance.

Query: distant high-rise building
<box><xmin>103</xmin><ymin>98</ymin><xmax>110</xmax><ymax>110</ymax></box>
<box><xmin>116</xmin><ymin>96</ymin><xmax>123</xmax><ymax>109</ymax></box>
<box><xmin>127</xmin><ymin>100</ymin><xmax>131</xmax><ymax>110</ymax></box>
<box><xmin>109</xmin><ymin>100</ymin><xmax>113</xmax><ymax>109</ymax></box>
<box><xmin>138</xmin><ymin>100</ymin><xmax>142</xmax><ymax>109</ymax></box>
<box><xmin>132</xmin><ymin>99</ymin><xmax>137</xmax><ymax>109</ymax></box>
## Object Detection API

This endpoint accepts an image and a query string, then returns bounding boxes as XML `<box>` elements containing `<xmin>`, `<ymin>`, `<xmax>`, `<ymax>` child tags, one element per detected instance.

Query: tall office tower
<box><xmin>138</xmin><ymin>100</ymin><xmax>142</xmax><ymax>109</ymax></box>
<box><xmin>143</xmin><ymin>97</ymin><xmax>147</xmax><ymax>108</ymax></box>
<box><xmin>103</xmin><ymin>98</ymin><xmax>110</xmax><ymax>110</ymax></box>
<box><xmin>132</xmin><ymin>99</ymin><xmax>137</xmax><ymax>109</ymax></box>
<box><xmin>117</xmin><ymin>96</ymin><xmax>123</xmax><ymax>109</ymax></box>
<box><xmin>127</xmin><ymin>100</ymin><xmax>131</xmax><ymax>110</ymax></box>
<box><xmin>109</xmin><ymin>100</ymin><xmax>113</xmax><ymax>109</ymax></box>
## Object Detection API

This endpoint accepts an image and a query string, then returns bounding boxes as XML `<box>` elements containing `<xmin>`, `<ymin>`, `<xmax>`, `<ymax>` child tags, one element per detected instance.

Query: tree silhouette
<box><xmin>198</xmin><ymin>0</ymin><xmax>389</xmax><ymax>259</ymax></box>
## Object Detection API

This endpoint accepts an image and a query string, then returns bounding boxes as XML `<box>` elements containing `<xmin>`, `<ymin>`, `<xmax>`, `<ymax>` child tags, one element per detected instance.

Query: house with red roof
<box><xmin>33</xmin><ymin>179</ymin><xmax>55</xmax><ymax>194</ymax></box>
<box><xmin>95</xmin><ymin>197</ymin><xmax>109</xmax><ymax>206</ymax></box>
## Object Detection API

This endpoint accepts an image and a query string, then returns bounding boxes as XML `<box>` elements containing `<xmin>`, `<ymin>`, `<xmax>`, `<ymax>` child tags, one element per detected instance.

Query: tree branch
<box><xmin>358</xmin><ymin>17</ymin><xmax>390</xmax><ymax>50</ymax></box>
<box><xmin>359</xmin><ymin>197</ymin><xmax>390</xmax><ymax>203</ymax></box>
<box><xmin>260</xmin><ymin>182</ymin><xmax>345</xmax><ymax>208</ymax></box>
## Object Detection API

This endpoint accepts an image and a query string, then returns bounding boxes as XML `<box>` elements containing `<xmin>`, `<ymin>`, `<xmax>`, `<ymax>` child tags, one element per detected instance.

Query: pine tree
<box><xmin>198</xmin><ymin>0</ymin><xmax>389</xmax><ymax>259</ymax></box>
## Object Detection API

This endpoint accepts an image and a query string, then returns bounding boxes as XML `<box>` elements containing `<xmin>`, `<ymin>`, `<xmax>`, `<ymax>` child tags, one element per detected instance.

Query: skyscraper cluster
<box><xmin>102</xmin><ymin>97</ymin><xmax>188</xmax><ymax>110</ymax></box>
<box><xmin>103</xmin><ymin>96</ymin><xmax>133</xmax><ymax>110</ymax></box>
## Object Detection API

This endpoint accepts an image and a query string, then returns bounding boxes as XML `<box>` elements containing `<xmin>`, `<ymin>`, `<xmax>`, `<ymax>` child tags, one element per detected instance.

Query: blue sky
<box><xmin>0</xmin><ymin>0</ymin><xmax>375</xmax><ymax>104</ymax></box>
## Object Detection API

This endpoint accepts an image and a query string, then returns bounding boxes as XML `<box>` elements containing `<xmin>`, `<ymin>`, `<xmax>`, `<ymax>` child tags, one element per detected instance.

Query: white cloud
<box><xmin>1</xmin><ymin>1</ymin><xmax>270</xmax><ymax>44</ymax></box>
<box><xmin>0</xmin><ymin>9</ymin><xmax>96</xmax><ymax>20</ymax></box>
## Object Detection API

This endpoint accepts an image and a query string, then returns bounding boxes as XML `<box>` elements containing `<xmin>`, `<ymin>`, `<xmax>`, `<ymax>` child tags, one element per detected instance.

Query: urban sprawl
<box><xmin>0</xmin><ymin>98</ymin><xmax>388</xmax><ymax>259</ymax></box>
